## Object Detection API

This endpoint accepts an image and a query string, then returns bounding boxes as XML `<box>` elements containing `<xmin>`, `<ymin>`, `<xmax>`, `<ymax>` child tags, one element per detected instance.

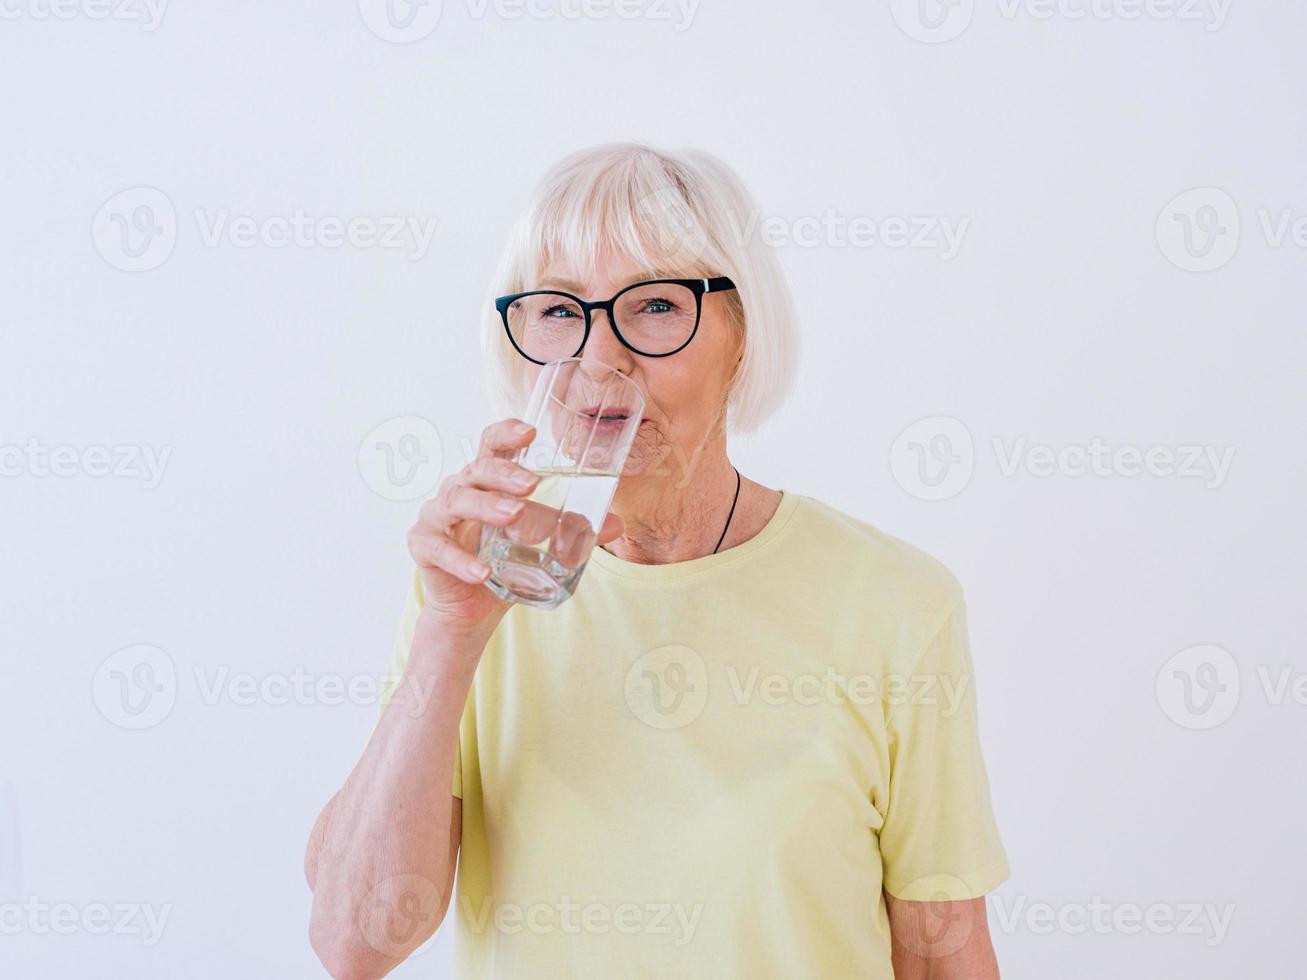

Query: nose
<box><xmin>579</xmin><ymin>307</ymin><xmax>636</xmax><ymax>377</ymax></box>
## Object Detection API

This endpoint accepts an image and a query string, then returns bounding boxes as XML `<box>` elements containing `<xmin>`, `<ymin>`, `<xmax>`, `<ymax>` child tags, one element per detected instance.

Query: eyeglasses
<box><xmin>495</xmin><ymin>276</ymin><xmax>738</xmax><ymax>365</ymax></box>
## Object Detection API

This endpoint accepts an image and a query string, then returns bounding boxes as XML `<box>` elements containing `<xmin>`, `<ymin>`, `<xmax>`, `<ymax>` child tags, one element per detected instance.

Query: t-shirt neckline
<box><xmin>587</xmin><ymin>490</ymin><xmax>800</xmax><ymax>583</ymax></box>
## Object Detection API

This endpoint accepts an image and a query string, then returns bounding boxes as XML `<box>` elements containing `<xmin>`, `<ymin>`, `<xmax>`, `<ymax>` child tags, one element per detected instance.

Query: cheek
<box><xmin>640</xmin><ymin>359</ymin><xmax>721</xmax><ymax>422</ymax></box>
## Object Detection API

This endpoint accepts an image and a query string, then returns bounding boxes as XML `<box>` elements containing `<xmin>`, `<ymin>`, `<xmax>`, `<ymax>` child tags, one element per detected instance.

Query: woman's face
<box><xmin>530</xmin><ymin>252</ymin><xmax>740</xmax><ymax>483</ymax></box>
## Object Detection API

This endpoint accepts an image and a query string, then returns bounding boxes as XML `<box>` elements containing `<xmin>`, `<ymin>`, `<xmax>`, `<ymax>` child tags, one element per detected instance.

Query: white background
<box><xmin>1</xmin><ymin>1</ymin><xmax>1303</xmax><ymax>977</ymax></box>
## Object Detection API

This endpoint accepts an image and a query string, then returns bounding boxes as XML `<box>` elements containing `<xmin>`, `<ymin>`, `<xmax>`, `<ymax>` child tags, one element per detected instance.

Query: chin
<box><xmin>622</xmin><ymin>421</ymin><xmax>668</xmax><ymax>478</ymax></box>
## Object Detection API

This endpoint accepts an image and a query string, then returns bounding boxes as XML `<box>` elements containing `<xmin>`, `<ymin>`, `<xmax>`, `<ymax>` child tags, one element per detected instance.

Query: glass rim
<box><xmin>533</xmin><ymin>356</ymin><xmax>647</xmax><ymax>416</ymax></box>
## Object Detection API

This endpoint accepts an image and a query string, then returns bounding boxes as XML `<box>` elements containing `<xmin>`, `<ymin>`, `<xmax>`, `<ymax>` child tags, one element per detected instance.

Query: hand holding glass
<box><xmin>477</xmin><ymin>358</ymin><xmax>645</xmax><ymax>609</ymax></box>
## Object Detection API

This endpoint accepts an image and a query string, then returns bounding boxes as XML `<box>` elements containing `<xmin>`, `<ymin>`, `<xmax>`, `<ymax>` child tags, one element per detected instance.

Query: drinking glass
<box><xmin>477</xmin><ymin>358</ymin><xmax>646</xmax><ymax>609</ymax></box>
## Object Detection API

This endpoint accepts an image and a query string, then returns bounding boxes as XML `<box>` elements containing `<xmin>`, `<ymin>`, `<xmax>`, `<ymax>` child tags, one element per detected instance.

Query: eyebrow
<box><xmin>537</xmin><ymin>269</ymin><xmax>687</xmax><ymax>295</ymax></box>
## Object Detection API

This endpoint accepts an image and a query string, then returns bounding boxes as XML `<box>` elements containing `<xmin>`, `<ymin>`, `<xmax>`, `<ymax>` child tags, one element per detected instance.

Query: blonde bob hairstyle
<box><xmin>479</xmin><ymin>142</ymin><xmax>801</xmax><ymax>436</ymax></box>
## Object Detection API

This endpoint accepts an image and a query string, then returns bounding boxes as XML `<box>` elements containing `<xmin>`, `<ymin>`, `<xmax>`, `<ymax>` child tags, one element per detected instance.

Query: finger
<box><xmin>477</xmin><ymin>418</ymin><xmax>536</xmax><ymax>462</ymax></box>
<box><xmin>407</xmin><ymin>527</ymin><xmax>490</xmax><ymax>584</ymax></box>
<box><xmin>552</xmin><ymin>509</ymin><xmax>598</xmax><ymax>568</ymax></box>
<box><xmin>444</xmin><ymin>484</ymin><xmax>527</xmax><ymax>527</ymax></box>
<box><xmin>500</xmin><ymin>498</ymin><xmax>561</xmax><ymax>548</ymax></box>
<box><xmin>596</xmin><ymin>510</ymin><xmax>625</xmax><ymax>545</ymax></box>
<box><xmin>463</xmin><ymin>456</ymin><xmax>541</xmax><ymax>496</ymax></box>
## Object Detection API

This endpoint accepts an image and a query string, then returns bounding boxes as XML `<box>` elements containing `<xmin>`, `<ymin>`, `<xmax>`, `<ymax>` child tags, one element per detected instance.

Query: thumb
<box><xmin>596</xmin><ymin>510</ymin><xmax>625</xmax><ymax>545</ymax></box>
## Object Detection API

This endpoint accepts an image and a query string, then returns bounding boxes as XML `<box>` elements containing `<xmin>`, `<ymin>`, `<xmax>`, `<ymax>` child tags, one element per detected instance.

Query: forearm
<box><xmin>307</xmin><ymin>611</ymin><xmax>491</xmax><ymax>979</ymax></box>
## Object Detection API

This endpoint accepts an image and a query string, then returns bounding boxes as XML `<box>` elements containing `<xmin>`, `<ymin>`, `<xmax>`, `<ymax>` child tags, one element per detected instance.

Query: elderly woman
<box><xmin>305</xmin><ymin>143</ymin><xmax>1009</xmax><ymax>979</ymax></box>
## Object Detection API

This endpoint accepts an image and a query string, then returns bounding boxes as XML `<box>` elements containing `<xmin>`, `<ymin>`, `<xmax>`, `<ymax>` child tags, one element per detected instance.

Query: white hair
<box><xmin>479</xmin><ymin>142</ymin><xmax>801</xmax><ymax>436</ymax></box>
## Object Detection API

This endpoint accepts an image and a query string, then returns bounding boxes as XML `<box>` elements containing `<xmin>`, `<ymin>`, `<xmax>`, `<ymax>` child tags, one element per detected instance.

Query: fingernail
<box><xmin>513</xmin><ymin>422</ymin><xmax>534</xmax><ymax>437</ymax></box>
<box><xmin>497</xmin><ymin>498</ymin><xmax>524</xmax><ymax>515</ymax></box>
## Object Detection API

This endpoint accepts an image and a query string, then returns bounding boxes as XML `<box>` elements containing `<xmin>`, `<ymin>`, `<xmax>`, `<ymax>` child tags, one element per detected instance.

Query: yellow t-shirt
<box><xmin>383</xmin><ymin>491</ymin><xmax>1009</xmax><ymax>978</ymax></box>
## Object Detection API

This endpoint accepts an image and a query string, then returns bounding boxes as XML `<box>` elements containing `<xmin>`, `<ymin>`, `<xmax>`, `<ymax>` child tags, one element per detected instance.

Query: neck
<box><xmin>605</xmin><ymin>443</ymin><xmax>740</xmax><ymax>565</ymax></box>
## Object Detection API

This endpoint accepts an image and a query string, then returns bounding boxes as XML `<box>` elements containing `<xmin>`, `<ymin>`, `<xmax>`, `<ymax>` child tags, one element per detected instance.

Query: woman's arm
<box><xmin>887</xmin><ymin>894</ymin><xmax>1000</xmax><ymax>980</ymax></box>
<box><xmin>304</xmin><ymin>612</ymin><xmax>489</xmax><ymax>980</ymax></box>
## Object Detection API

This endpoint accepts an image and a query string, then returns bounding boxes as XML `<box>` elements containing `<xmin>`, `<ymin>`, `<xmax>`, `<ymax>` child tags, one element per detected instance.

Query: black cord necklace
<box><xmin>603</xmin><ymin>466</ymin><xmax>741</xmax><ymax>559</ymax></box>
<box><xmin>712</xmin><ymin>466</ymin><xmax>742</xmax><ymax>555</ymax></box>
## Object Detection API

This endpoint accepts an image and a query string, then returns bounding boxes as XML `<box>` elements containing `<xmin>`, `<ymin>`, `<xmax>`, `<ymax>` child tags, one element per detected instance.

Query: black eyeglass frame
<box><xmin>495</xmin><ymin>276</ymin><xmax>738</xmax><ymax>365</ymax></box>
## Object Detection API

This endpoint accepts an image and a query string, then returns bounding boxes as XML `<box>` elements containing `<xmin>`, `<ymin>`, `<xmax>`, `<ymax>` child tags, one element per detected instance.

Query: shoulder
<box><xmin>789</xmin><ymin>494</ymin><xmax>965</xmax><ymax>656</ymax></box>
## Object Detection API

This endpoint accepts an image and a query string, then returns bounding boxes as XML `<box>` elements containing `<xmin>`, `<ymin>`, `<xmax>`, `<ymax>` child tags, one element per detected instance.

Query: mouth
<box><xmin>580</xmin><ymin>406</ymin><xmax>639</xmax><ymax>423</ymax></box>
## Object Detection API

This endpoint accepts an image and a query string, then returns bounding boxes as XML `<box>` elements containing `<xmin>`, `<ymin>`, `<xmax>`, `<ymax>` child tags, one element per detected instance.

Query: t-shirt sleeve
<box><xmin>377</xmin><ymin>568</ymin><xmax>464</xmax><ymax>799</ymax></box>
<box><xmin>878</xmin><ymin>597</ymin><xmax>1009</xmax><ymax>901</ymax></box>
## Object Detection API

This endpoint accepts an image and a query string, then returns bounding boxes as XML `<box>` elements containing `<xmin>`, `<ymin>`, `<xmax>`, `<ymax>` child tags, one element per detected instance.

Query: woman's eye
<box><xmin>542</xmin><ymin>305</ymin><xmax>579</xmax><ymax>319</ymax></box>
<box><xmin>641</xmin><ymin>298</ymin><xmax>675</xmax><ymax>314</ymax></box>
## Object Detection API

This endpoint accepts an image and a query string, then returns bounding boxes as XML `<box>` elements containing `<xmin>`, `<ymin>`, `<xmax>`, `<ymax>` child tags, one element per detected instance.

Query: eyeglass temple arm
<box><xmin>703</xmin><ymin>276</ymin><xmax>737</xmax><ymax>293</ymax></box>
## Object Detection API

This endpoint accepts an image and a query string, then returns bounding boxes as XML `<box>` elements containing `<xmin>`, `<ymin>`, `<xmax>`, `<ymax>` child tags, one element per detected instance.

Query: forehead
<box><xmin>535</xmin><ymin>251</ymin><xmax>687</xmax><ymax>294</ymax></box>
